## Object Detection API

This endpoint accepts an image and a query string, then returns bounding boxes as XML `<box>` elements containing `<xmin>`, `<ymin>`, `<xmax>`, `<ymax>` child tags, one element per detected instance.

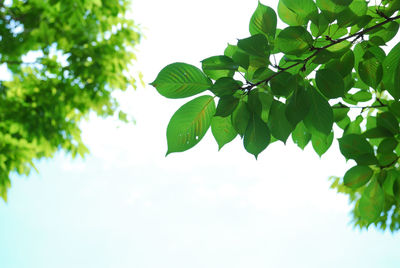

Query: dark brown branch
<box><xmin>332</xmin><ymin>104</ymin><xmax>387</xmax><ymax>109</ymax></box>
<box><xmin>244</xmin><ymin>14</ymin><xmax>400</xmax><ymax>92</ymax></box>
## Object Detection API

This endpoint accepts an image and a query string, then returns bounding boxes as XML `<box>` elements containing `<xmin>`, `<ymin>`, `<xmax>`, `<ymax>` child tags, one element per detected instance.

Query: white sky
<box><xmin>1</xmin><ymin>0</ymin><xmax>400</xmax><ymax>267</ymax></box>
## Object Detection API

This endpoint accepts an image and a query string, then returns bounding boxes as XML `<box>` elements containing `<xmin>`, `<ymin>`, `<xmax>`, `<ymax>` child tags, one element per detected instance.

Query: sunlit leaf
<box><xmin>201</xmin><ymin>56</ymin><xmax>239</xmax><ymax>80</ymax></box>
<box><xmin>292</xmin><ymin>121</ymin><xmax>311</xmax><ymax>149</ymax></box>
<box><xmin>249</xmin><ymin>2</ymin><xmax>277</xmax><ymax>40</ymax></box>
<box><xmin>358</xmin><ymin>179</ymin><xmax>385</xmax><ymax>223</ymax></box>
<box><xmin>311</xmin><ymin>131</ymin><xmax>334</xmax><ymax>157</ymax></box>
<box><xmin>211</xmin><ymin>116</ymin><xmax>237</xmax><ymax>150</ymax></box>
<box><xmin>276</xmin><ymin>26</ymin><xmax>313</xmax><ymax>55</ymax></box>
<box><xmin>152</xmin><ymin>63</ymin><xmax>212</xmax><ymax>99</ymax></box>
<box><xmin>166</xmin><ymin>95</ymin><xmax>215</xmax><ymax>155</ymax></box>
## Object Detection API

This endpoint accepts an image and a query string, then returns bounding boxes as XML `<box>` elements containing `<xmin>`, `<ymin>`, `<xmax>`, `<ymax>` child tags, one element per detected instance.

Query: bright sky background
<box><xmin>1</xmin><ymin>0</ymin><xmax>400</xmax><ymax>267</ymax></box>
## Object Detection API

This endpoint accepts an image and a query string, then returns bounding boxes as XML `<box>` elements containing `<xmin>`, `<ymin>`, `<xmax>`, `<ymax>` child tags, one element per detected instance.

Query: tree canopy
<box><xmin>0</xmin><ymin>0</ymin><xmax>140</xmax><ymax>201</ymax></box>
<box><xmin>151</xmin><ymin>0</ymin><xmax>400</xmax><ymax>231</ymax></box>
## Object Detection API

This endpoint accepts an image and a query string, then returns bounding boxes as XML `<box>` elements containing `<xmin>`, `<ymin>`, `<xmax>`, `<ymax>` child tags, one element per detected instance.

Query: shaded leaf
<box><xmin>285</xmin><ymin>84</ymin><xmax>311</xmax><ymax>126</ymax></box>
<box><xmin>343</xmin><ymin>165</ymin><xmax>373</xmax><ymax>189</ymax></box>
<box><xmin>315</xmin><ymin>68</ymin><xmax>345</xmax><ymax>98</ymax></box>
<box><xmin>244</xmin><ymin>113</ymin><xmax>271</xmax><ymax>159</ymax></box>
<box><xmin>338</xmin><ymin>134</ymin><xmax>377</xmax><ymax>165</ymax></box>
<box><xmin>304</xmin><ymin>86</ymin><xmax>333</xmax><ymax>135</ymax></box>
<box><xmin>377</xmin><ymin>112</ymin><xmax>399</xmax><ymax>135</ymax></box>
<box><xmin>268</xmin><ymin>100</ymin><xmax>294</xmax><ymax>143</ymax></box>
<box><xmin>231</xmin><ymin>100</ymin><xmax>251</xmax><ymax>137</ymax></box>
<box><xmin>215</xmin><ymin>96</ymin><xmax>239</xmax><ymax>117</ymax></box>
<box><xmin>210</xmin><ymin>77</ymin><xmax>242</xmax><ymax>97</ymax></box>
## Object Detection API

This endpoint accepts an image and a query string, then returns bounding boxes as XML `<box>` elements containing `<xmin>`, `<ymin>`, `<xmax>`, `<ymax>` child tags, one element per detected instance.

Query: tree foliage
<box><xmin>0</xmin><ymin>0</ymin><xmax>140</xmax><ymax>201</ymax></box>
<box><xmin>152</xmin><ymin>0</ymin><xmax>400</xmax><ymax>231</ymax></box>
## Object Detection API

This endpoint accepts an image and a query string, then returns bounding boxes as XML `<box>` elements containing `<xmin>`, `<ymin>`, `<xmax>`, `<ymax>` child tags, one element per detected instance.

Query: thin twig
<box><xmin>242</xmin><ymin>14</ymin><xmax>400</xmax><ymax>92</ymax></box>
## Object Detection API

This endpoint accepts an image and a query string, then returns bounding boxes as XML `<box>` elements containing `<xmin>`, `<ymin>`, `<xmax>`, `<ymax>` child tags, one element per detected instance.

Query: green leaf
<box><xmin>292</xmin><ymin>121</ymin><xmax>311</xmax><ymax>149</ymax></box>
<box><xmin>285</xmin><ymin>84</ymin><xmax>311</xmax><ymax>126</ymax></box>
<box><xmin>151</xmin><ymin>63</ymin><xmax>212</xmax><ymax>99</ymax></box>
<box><xmin>383</xmin><ymin>169</ymin><xmax>399</xmax><ymax>196</ymax></box>
<box><xmin>281</xmin><ymin>0</ymin><xmax>318</xmax><ymax>21</ymax></box>
<box><xmin>325</xmin><ymin>50</ymin><xmax>354</xmax><ymax>78</ymax></box>
<box><xmin>377</xmin><ymin>112</ymin><xmax>399</xmax><ymax>135</ymax></box>
<box><xmin>269</xmin><ymin>72</ymin><xmax>295</xmax><ymax>97</ymax></box>
<box><xmin>249</xmin><ymin>2</ymin><xmax>277</xmax><ymax>40</ymax></box>
<box><xmin>349</xmin><ymin>90</ymin><xmax>372</xmax><ymax>102</ymax></box>
<box><xmin>278</xmin><ymin>0</ymin><xmax>309</xmax><ymax>26</ymax></box>
<box><xmin>357</xmin><ymin>54</ymin><xmax>383</xmax><ymax>89</ymax></box>
<box><xmin>383</xmin><ymin>43</ymin><xmax>400</xmax><ymax>100</ymax></box>
<box><xmin>363</xmin><ymin>127</ymin><xmax>393</xmax><ymax>139</ymax></box>
<box><xmin>231</xmin><ymin>100</ymin><xmax>251</xmax><ymax>137</ymax></box>
<box><xmin>331</xmin><ymin>0</ymin><xmax>353</xmax><ymax>5</ymax></box>
<box><xmin>336</xmin><ymin>0</ymin><xmax>367</xmax><ymax>27</ymax></box>
<box><xmin>333</xmin><ymin>103</ymin><xmax>349</xmax><ymax>122</ymax></box>
<box><xmin>338</xmin><ymin>134</ymin><xmax>377</xmax><ymax>165</ymax></box>
<box><xmin>358</xmin><ymin>179</ymin><xmax>385</xmax><ymax>223</ymax></box>
<box><xmin>378</xmin><ymin>138</ymin><xmax>398</xmax><ymax>154</ymax></box>
<box><xmin>276</xmin><ymin>26</ymin><xmax>313</xmax><ymax>55</ymax></box>
<box><xmin>310</xmin><ymin>13</ymin><xmax>329</xmax><ymax>37</ymax></box>
<box><xmin>389</xmin><ymin>101</ymin><xmax>400</xmax><ymax>119</ymax></box>
<box><xmin>316</xmin><ymin>0</ymin><xmax>347</xmax><ymax>22</ymax></box>
<box><xmin>377</xmin><ymin>152</ymin><xmax>398</xmax><ymax>167</ymax></box>
<box><xmin>215</xmin><ymin>96</ymin><xmax>239</xmax><ymax>117</ymax></box>
<box><xmin>268</xmin><ymin>100</ymin><xmax>294</xmax><ymax>143</ymax></box>
<box><xmin>315</xmin><ymin>68</ymin><xmax>345</xmax><ymax>99</ymax></box>
<box><xmin>166</xmin><ymin>95</ymin><xmax>215</xmax><ymax>155</ymax></box>
<box><xmin>343</xmin><ymin>115</ymin><xmax>363</xmax><ymax>135</ymax></box>
<box><xmin>304</xmin><ymin>86</ymin><xmax>333</xmax><ymax>135</ymax></box>
<box><xmin>369</xmin><ymin>21</ymin><xmax>399</xmax><ymax>43</ymax></box>
<box><xmin>237</xmin><ymin>34</ymin><xmax>269</xmax><ymax>58</ymax></box>
<box><xmin>211</xmin><ymin>115</ymin><xmax>237</xmax><ymax>150</ymax></box>
<box><xmin>210</xmin><ymin>77</ymin><xmax>241</xmax><ymax>97</ymax></box>
<box><xmin>258</xmin><ymin>91</ymin><xmax>274</xmax><ymax>123</ymax></box>
<box><xmin>343</xmin><ymin>165</ymin><xmax>373</xmax><ymax>189</ymax></box>
<box><xmin>201</xmin><ymin>56</ymin><xmax>239</xmax><ymax>80</ymax></box>
<box><xmin>311</xmin><ymin>131</ymin><xmax>334</xmax><ymax>157</ymax></box>
<box><xmin>244</xmin><ymin>113</ymin><xmax>271</xmax><ymax>159</ymax></box>
<box><xmin>326</xmin><ymin>40</ymin><xmax>351</xmax><ymax>55</ymax></box>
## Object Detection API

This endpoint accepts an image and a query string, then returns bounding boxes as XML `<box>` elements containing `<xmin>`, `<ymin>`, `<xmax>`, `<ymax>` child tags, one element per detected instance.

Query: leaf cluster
<box><xmin>0</xmin><ymin>0</ymin><xmax>141</xmax><ymax>201</ymax></box>
<box><xmin>152</xmin><ymin>0</ymin><xmax>400</xmax><ymax>231</ymax></box>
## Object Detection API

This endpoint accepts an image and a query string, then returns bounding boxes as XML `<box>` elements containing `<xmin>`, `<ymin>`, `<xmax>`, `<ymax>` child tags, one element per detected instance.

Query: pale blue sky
<box><xmin>1</xmin><ymin>0</ymin><xmax>399</xmax><ymax>267</ymax></box>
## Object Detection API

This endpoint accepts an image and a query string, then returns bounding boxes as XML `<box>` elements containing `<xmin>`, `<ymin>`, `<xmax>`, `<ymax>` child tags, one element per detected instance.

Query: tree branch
<box><xmin>244</xmin><ymin>13</ymin><xmax>400</xmax><ymax>92</ymax></box>
<box><xmin>332</xmin><ymin>104</ymin><xmax>387</xmax><ymax>109</ymax></box>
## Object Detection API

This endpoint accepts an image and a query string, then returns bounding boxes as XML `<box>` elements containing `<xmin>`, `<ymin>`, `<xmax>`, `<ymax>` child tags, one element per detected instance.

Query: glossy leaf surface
<box><xmin>152</xmin><ymin>63</ymin><xmax>212</xmax><ymax>98</ymax></box>
<box><xmin>166</xmin><ymin>95</ymin><xmax>215</xmax><ymax>154</ymax></box>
